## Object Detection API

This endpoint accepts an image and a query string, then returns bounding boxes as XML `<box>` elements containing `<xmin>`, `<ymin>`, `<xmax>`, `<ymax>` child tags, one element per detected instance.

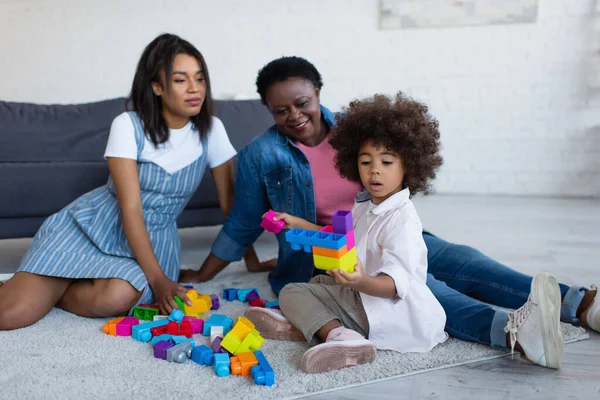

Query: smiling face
<box><xmin>358</xmin><ymin>140</ymin><xmax>405</xmax><ymax>205</ymax></box>
<box><xmin>265</xmin><ymin>77</ymin><xmax>327</xmax><ymax>147</ymax></box>
<box><xmin>151</xmin><ymin>53</ymin><xmax>206</xmax><ymax>129</ymax></box>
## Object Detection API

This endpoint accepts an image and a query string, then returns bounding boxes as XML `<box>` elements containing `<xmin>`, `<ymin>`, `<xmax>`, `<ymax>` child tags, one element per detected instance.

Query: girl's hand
<box><xmin>264</xmin><ymin>211</ymin><xmax>309</xmax><ymax>230</ymax></box>
<box><xmin>151</xmin><ymin>276</ymin><xmax>192</xmax><ymax>315</ymax></box>
<box><xmin>327</xmin><ymin>258</ymin><xmax>368</xmax><ymax>290</ymax></box>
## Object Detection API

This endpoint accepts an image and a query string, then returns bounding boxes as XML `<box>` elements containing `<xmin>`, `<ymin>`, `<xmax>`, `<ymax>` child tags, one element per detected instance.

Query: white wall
<box><xmin>1</xmin><ymin>0</ymin><xmax>599</xmax><ymax>197</ymax></box>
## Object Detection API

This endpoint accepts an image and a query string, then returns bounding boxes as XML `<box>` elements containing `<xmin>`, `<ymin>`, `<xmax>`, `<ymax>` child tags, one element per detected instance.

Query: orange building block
<box><xmin>103</xmin><ymin>318</ymin><xmax>124</xmax><ymax>336</ymax></box>
<box><xmin>230</xmin><ymin>352</ymin><xmax>259</xmax><ymax>376</ymax></box>
<box><xmin>312</xmin><ymin>244</ymin><xmax>348</xmax><ymax>258</ymax></box>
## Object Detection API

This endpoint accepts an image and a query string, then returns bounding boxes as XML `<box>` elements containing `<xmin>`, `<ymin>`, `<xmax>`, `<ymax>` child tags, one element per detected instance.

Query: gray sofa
<box><xmin>0</xmin><ymin>98</ymin><xmax>273</xmax><ymax>239</ymax></box>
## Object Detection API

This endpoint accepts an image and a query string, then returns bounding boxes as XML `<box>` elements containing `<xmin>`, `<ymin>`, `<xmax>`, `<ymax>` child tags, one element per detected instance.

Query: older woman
<box><xmin>180</xmin><ymin>56</ymin><xmax>599</xmax><ymax>370</ymax></box>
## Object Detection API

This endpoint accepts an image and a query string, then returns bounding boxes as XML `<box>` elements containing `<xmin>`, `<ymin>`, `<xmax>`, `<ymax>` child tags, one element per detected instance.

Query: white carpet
<box><xmin>0</xmin><ymin>257</ymin><xmax>589</xmax><ymax>400</ymax></box>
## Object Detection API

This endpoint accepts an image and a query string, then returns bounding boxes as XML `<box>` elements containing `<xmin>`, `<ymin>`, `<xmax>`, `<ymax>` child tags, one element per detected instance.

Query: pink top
<box><xmin>296</xmin><ymin>137</ymin><xmax>362</xmax><ymax>226</ymax></box>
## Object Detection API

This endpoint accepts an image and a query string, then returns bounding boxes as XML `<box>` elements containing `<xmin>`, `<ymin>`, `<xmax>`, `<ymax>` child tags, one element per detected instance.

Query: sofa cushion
<box><xmin>0</xmin><ymin>98</ymin><xmax>273</xmax><ymax>219</ymax></box>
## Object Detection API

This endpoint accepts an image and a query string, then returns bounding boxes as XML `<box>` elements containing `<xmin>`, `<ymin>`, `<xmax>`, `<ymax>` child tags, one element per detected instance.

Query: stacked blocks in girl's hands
<box><xmin>285</xmin><ymin>210</ymin><xmax>357</xmax><ymax>273</ymax></box>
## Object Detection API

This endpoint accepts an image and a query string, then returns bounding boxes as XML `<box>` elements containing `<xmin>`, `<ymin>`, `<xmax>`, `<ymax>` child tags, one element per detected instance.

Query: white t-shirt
<box><xmin>104</xmin><ymin>112</ymin><xmax>236</xmax><ymax>173</ymax></box>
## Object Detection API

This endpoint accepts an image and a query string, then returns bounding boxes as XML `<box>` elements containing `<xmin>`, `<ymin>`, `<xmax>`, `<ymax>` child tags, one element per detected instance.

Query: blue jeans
<box><xmin>424</xmin><ymin>232</ymin><xmax>587</xmax><ymax>348</ymax></box>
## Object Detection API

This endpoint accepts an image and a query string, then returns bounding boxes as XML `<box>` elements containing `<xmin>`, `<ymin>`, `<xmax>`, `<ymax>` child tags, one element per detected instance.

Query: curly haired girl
<box><xmin>258</xmin><ymin>92</ymin><xmax>448</xmax><ymax>373</ymax></box>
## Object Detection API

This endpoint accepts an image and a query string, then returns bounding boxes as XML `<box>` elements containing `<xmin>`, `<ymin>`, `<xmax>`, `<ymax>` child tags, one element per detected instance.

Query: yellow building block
<box><xmin>184</xmin><ymin>290</ymin><xmax>211</xmax><ymax>316</ymax></box>
<box><xmin>312</xmin><ymin>244</ymin><xmax>348</xmax><ymax>258</ymax></box>
<box><xmin>235</xmin><ymin>329</ymin><xmax>264</xmax><ymax>355</ymax></box>
<box><xmin>221</xmin><ymin>332</ymin><xmax>242</xmax><ymax>354</ymax></box>
<box><xmin>313</xmin><ymin>247</ymin><xmax>356</xmax><ymax>273</ymax></box>
<box><xmin>231</xmin><ymin>352</ymin><xmax>258</xmax><ymax>376</ymax></box>
<box><xmin>103</xmin><ymin>318</ymin><xmax>124</xmax><ymax>336</ymax></box>
<box><xmin>231</xmin><ymin>317</ymin><xmax>255</xmax><ymax>339</ymax></box>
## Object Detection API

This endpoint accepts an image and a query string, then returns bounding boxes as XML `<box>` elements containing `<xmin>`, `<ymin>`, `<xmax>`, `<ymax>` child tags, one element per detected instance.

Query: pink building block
<box><xmin>183</xmin><ymin>316</ymin><xmax>204</xmax><ymax>335</ymax></box>
<box><xmin>260</xmin><ymin>210</ymin><xmax>285</xmax><ymax>234</ymax></box>
<box><xmin>320</xmin><ymin>225</ymin><xmax>333</xmax><ymax>233</ymax></box>
<box><xmin>115</xmin><ymin>317</ymin><xmax>140</xmax><ymax>336</ymax></box>
<box><xmin>345</xmin><ymin>229</ymin><xmax>356</xmax><ymax>251</ymax></box>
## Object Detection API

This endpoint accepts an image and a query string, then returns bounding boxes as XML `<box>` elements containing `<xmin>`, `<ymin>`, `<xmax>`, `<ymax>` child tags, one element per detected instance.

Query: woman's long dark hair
<box><xmin>127</xmin><ymin>33</ymin><xmax>214</xmax><ymax>146</ymax></box>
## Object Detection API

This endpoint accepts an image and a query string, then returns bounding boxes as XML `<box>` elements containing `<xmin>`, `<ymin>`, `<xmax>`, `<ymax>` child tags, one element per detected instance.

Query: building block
<box><xmin>332</xmin><ymin>210</ymin><xmax>353</xmax><ymax>234</ymax></box>
<box><xmin>251</xmin><ymin>350</ymin><xmax>275</xmax><ymax>386</ymax></box>
<box><xmin>183</xmin><ymin>285</ymin><xmax>194</xmax><ymax>289</ymax></box>
<box><xmin>222</xmin><ymin>288</ymin><xmax>237</xmax><ymax>301</ymax></box>
<box><xmin>231</xmin><ymin>352</ymin><xmax>259</xmax><ymax>376</ymax></box>
<box><xmin>231</xmin><ymin>317</ymin><xmax>255</xmax><ymax>339</ymax></box>
<box><xmin>150</xmin><ymin>325</ymin><xmax>168</xmax><ymax>337</ymax></box>
<box><xmin>312</xmin><ymin>244</ymin><xmax>348</xmax><ymax>258</ymax></box>
<box><xmin>214</xmin><ymin>353</ymin><xmax>230</xmax><ymax>377</ymax></box>
<box><xmin>235</xmin><ymin>329</ymin><xmax>264</xmax><ymax>354</ymax></box>
<box><xmin>285</xmin><ymin>228</ymin><xmax>346</xmax><ymax>252</ymax></box>
<box><xmin>169</xmin><ymin>309</ymin><xmax>184</xmax><ymax>323</ymax></box>
<box><xmin>237</xmin><ymin>288</ymin><xmax>259</xmax><ymax>302</ymax></box>
<box><xmin>153</xmin><ymin>315</ymin><xmax>169</xmax><ymax>321</ymax></box>
<box><xmin>191</xmin><ymin>344</ymin><xmax>215</xmax><ymax>366</ymax></box>
<box><xmin>313</xmin><ymin>246</ymin><xmax>356</xmax><ymax>273</ymax></box>
<box><xmin>153</xmin><ymin>340</ymin><xmax>174</xmax><ymax>360</ymax></box>
<box><xmin>265</xmin><ymin>300</ymin><xmax>279</xmax><ymax>309</ymax></box>
<box><xmin>249</xmin><ymin>298</ymin><xmax>267</xmax><ymax>308</ymax></box>
<box><xmin>345</xmin><ymin>229</ymin><xmax>356</xmax><ymax>251</ymax></box>
<box><xmin>132</xmin><ymin>305</ymin><xmax>159</xmax><ymax>321</ymax></box>
<box><xmin>183</xmin><ymin>290</ymin><xmax>212</xmax><ymax>316</ymax></box>
<box><xmin>221</xmin><ymin>332</ymin><xmax>242</xmax><ymax>355</ymax></box>
<box><xmin>182</xmin><ymin>316</ymin><xmax>204</xmax><ymax>334</ymax></box>
<box><xmin>166</xmin><ymin>320</ymin><xmax>192</xmax><ymax>338</ymax></box>
<box><xmin>173</xmin><ymin>295</ymin><xmax>186</xmax><ymax>312</ymax></box>
<box><xmin>320</xmin><ymin>225</ymin><xmax>333</xmax><ymax>233</ymax></box>
<box><xmin>166</xmin><ymin>341</ymin><xmax>193</xmax><ymax>363</ymax></box>
<box><xmin>210</xmin><ymin>326</ymin><xmax>224</xmax><ymax>344</ymax></box>
<box><xmin>203</xmin><ymin>314</ymin><xmax>233</xmax><ymax>336</ymax></box>
<box><xmin>260</xmin><ymin>209</ymin><xmax>285</xmax><ymax>234</ymax></box>
<box><xmin>172</xmin><ymin>335</ymin><xmax>195</xmax><ymax>346</ymax></box>
<box><xmin>103</xmin><ymin>318</ymin><xmax>123</xmax><ymax>336</ymax></box>
<box><xmin>210</xmin><ymin>294</ymin><xmax>220</xmax><ymax>310</ymax></box>
<box><xmin>246</xmin><ymin>289</ymin><xmax>260</xmax><ymax>303</ymax></box>
<box><xmin>132</xmin><ymin>319</ymin><xmax>169</xmax><ymax>342</ymax></box>
<box><xmin>210</xmin><ymin>336</ymin><xmax>227</xmax><ymax>353</ymax></box>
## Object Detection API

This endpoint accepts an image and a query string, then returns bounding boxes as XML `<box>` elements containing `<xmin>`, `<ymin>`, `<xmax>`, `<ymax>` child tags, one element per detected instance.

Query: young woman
<box><xmin>0</xmin><ymin>33</ymin><xmax>256</xmax><ymax>330</ymax></box>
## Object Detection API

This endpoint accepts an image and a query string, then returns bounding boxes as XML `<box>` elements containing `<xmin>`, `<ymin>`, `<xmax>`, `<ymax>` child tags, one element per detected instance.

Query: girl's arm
<box><xmin>108</xmin><ymin>157</ymin><xmax>190</xmax><ymax>314</ymax></box>
<box><xmin>210</xmin><ymin>158</ymin><xmax>260</xmax><ymax>267</ymax></box>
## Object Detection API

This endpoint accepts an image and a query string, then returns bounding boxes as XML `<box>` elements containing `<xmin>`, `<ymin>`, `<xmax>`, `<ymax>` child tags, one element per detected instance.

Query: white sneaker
<box><xmin>300</xmin><ymin>327</ymin><xmax>376</xmax><ymax>373</ymax></box>
<box><xmin>504</xmin><ymin>272</ymin><xmax>564</xmax><ymax>369</ymax></box>
<box><xmin>584</xmin><ymin>284</ymin><xmax>600</xmax><ymax>332</ymax></box>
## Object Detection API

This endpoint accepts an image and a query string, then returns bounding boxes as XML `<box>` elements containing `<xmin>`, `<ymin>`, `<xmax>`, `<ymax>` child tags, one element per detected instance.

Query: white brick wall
<box><xmin>1</xmin><ymin>0</ymin><xmax>598</xmax><ymax>197</ymax></box>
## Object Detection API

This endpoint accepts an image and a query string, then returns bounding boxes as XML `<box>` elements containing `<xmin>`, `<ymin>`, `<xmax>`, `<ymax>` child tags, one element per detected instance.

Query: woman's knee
<box><xmin>91</xmin><ymin>279</ymin><xmax>141</xmax><ymax>317</ymax></box>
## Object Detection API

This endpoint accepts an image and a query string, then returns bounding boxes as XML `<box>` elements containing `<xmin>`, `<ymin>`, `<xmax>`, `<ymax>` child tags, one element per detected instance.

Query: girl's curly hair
<box><xmin>329</xmin><ymin>92</ymin><xmax>443</xmax><ymax>195</ymax></box>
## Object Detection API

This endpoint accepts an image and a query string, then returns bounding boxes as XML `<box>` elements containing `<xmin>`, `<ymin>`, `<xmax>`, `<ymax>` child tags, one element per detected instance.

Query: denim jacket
<box><xmin>211</xmin><ymin>106</ymin><xmax>336</xmax><ymax>295</ymax></box>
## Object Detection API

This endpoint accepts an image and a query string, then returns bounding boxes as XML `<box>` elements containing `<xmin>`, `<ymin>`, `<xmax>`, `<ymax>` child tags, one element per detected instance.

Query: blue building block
<box><xmin>168</xmin><ymin>309</ymin><xmax>184</xmax><ymax>323</ymax></box>
<box><xmin>151</xmin><ymin>334</ymin><xmax>174</xmax><ymax>346</ymax></box>
<box><xmin>251</xmin><ymin>350</ymin><xmax>275</xmax><ymax>386</ymax></box>
<box><xmin>191</xmin><ymin>344</ymin><xmax>215</xmax><ymax>366</ymax></box>
<box><xmin>132</xmin><ymin>319</ymin><xmax>168</xmax><ymax>342</ymax></box>
<box><xmin>285</xmin><ymin>228</ymin><xmax>346</xmax><ymax>253</ymax></box>
<box><xmin>222</xmin><ymin>288</ymin><xmax>237</xmax><ymax>301</ymax></box>
<box><xmin>237</xmin><ymin>288</ymin><xmax>259</xmax><ymax>302</ymax></box>
<box><xmin>214</xmin><ymin>353</ymin><xmax>230</xmax><ymax>377</ymax></box>
<box><xmin>265</xmin><ymin>300</ymin><xmax>279</xmax><ymax>309</ymax></box>
<box><xmin>172</xmin><ymin>335</ymin><xmax>195</xmax><ymax>346</ymax></box>
<box><xmin>203</xmin><ymin>314</ymin><xmax>233</xmax><ymax>336</ymax></box>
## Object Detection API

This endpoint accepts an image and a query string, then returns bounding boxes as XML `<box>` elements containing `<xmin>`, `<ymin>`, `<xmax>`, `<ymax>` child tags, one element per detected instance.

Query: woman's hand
<box><xmin>327</xmin><ymin>258</ymin><xmax>368</xmax><ymax>291</ymax></box>
<box><xmin>151</xmin><ymin>276</ymin><xmax>192</xmax><ymax>315</ymax></box>
<box><xmin>265</xmin><ymin>211</ymin><xmax>317</xmax><ymax>231</ymax></box>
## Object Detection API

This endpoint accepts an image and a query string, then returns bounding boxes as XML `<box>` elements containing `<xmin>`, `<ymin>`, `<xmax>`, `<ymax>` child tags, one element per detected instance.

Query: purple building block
<box><xmin>210</xmin><ymin>294</ymin><xmax>220</xmax><ymax>310</ymax></box>
<box><xmin>245</xmin><ymin>289</ymin><xmax>260</xmax><ymax>303</ymax></box>
<box><xmin>210</xmin><ymin>336</ymin><xmax>228</xmax><ymax>353</ymax></box>
<box><xmin>260</xmin><ymin>210</ymin><xmax>285</xmax><ymax>234</ymax></box>
<box><xmin>332</xmin><ymin>210</ymin><xmax>353</xmax><ymax>234</ymax></box>
<box><xmin>153</xmin><ymin>340</ymin><xmax>174</xmax><ymax>360</ymax></box>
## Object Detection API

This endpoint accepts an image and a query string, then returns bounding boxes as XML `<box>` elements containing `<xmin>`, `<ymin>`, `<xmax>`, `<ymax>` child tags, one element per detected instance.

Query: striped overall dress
<box><xmin>18</xmin><ymin>112</ymin><xmax>209</xmax><ymax>306</ymax></box>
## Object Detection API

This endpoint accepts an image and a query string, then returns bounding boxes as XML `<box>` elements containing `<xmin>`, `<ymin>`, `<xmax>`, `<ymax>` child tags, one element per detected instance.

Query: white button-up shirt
<box><xmin>353</xmin><ymin>189</ymin><xmax>448</xmax><ymax>353</ymax></box>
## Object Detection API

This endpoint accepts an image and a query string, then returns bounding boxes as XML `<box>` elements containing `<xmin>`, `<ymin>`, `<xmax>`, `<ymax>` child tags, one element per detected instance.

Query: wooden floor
<box><xmin>1</xmin><ymin>195</ymin><xmax>599</xmax><ymax>399</ymax></box>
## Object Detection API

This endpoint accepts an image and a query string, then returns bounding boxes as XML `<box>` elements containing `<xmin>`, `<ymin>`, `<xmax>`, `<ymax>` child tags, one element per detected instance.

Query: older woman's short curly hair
<box><xmin>329</xmin><ymin>92</ymin><xmax>443</xmax><ymax>195</ymax></box>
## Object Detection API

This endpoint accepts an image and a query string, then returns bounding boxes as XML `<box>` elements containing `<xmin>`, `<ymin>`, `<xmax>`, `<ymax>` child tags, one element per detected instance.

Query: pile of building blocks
<box><xmin>285</xmin><ymin>209</ymin><xmax>356</xmax><ymax>273</ymax></box>
<box><xmin>222</xmin><ymin>288</ymin><xmax>280</xmax><ymax>310</ymax></box>
<box><xmin>260</xmin><ymin>209</ymin><xmax>285</xmax><ymax>234</ymax></box>
<box><xmin>220</xmin><ymin>316</ymin><xmax>265</xmax><ymax>355</ymax></box>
